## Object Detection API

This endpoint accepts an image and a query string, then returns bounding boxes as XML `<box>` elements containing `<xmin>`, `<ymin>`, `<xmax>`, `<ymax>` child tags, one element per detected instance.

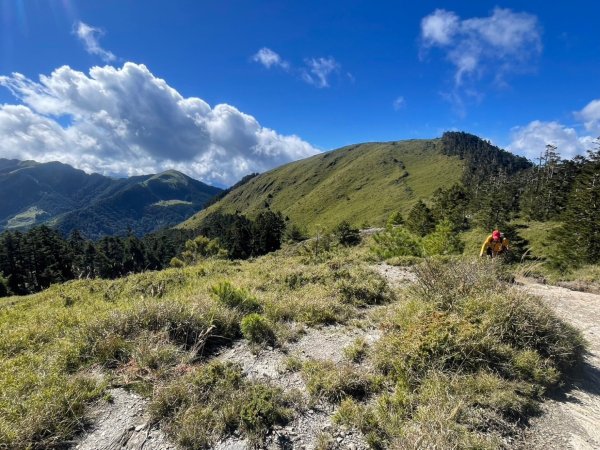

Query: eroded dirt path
<box><xmin>516</xmin><ymin>279</ymin><xmax>600</xmax><ymax>450</ymax></box>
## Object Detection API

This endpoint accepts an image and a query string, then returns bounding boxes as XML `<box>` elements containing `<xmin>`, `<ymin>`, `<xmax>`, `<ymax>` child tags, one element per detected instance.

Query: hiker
<box><xmin>480</xmin><ymin>230</ymin><xmax>510</xmax><ymax>258</ymax></box>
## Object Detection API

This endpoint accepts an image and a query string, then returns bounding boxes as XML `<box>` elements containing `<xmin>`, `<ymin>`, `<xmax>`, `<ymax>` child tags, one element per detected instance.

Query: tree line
<box><xmin>0</xmin><ymin>210</ymin><xmax>287</xmax><ymax>297</ymax></box>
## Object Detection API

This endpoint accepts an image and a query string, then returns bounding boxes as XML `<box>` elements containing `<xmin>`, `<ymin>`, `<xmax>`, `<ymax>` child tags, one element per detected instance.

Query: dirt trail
<box><xmin>516</xmin><ymin>278</ymin><xmax>600</xmax><ymax>450</ymax></box>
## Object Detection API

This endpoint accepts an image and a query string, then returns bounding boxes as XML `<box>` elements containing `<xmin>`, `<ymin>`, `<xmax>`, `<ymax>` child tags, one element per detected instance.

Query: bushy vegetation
<box><xmin>334</xmin><ymin>220</ymin><xmax>362</xmax><ymax>246</ymax></box>
<box><xmin>372</xmin><ymin>220</ymin><xmax>464</xmax><ymax>259</ymax></box>
<box><xmin>301</xmin><ymin>360</ymin><xmax>380</xmax><ymax>403</ymax></box>
<box><xmin>240</xmin><ymin>313</ymin><xmax>276</xmax><ymax>345</ymax></box>
<box><xmin>335</xmin><ymin>259</ymin><xmax>585</xmax><ymax>449</ymax></box>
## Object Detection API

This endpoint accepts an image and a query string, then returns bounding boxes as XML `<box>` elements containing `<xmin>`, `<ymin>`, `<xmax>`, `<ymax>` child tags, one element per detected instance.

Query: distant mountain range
<box><xmin>0</xmin><ymin>159</ymin><xmax>222</xmax><ymax>238</ymax></box>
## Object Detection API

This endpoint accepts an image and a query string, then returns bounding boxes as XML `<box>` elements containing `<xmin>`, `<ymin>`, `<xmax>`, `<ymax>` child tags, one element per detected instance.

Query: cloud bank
<box><xmin>0</xmin><ymin>63</ymin><xmax>320</xmax><ymax>186</ymax></box>
<box><xmin>508</xmin><ymin>120</ymin><xmax>595</xmax><ymax>160</ymax></box>
<box><xmin>508</xmin><ymin>98</ymin><xmax>600</xmax><ymax>160</ymax></box>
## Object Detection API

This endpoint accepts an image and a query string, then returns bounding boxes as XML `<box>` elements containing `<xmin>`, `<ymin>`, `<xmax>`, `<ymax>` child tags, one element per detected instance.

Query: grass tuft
<box><xmin>301</xmin><ymin>360</ymin><xmax>380</xmax><ymax>403</ymax></box>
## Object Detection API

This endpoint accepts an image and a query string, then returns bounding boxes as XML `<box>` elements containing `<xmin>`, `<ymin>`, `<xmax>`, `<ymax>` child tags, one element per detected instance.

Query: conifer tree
<box><xmin>405</xmin><ymin>200</ymin><xmax>435</xmax><ymax>237</ymax></box>
<box><xmin>431</xmin><ymin>184</ymin><xmax>470</xmax><ymax>230</ymax></box>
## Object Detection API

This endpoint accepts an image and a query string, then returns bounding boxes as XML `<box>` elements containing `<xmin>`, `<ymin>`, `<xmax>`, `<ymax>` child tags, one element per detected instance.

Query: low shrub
<box><xmin>371</xmin><ymin>226</ymin><xmax>422</xmax><ymax>259</ymax></box>
<box><xmin>422</xmin><ymin>220</ymin><xmax>465</xmax><ymax>256</ymax></box>
<box><xmin>240</xmin><ymin>314</ymin><xmax>276</xmax><ymax>345</ymax></box>
<box><xmin>239</xmin><ymin>383</ymin><xmax>294</xmax><ymax>441</ymax></box>
<box><xmin>151</xmin><ymin>361</ymin><xmax>297</xmax><ymax>447</ymax></box>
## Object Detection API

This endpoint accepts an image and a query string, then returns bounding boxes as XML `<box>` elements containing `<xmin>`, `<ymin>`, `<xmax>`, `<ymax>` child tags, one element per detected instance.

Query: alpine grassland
<box><xmin>0</xmin><ymin>231</ymin><xmax>586</xmax><ymax>449</ymax></box>
<box><xmin>180</xmin><ymin>139</ymin><xmax>465</xmax><ymax>233</ymax></box>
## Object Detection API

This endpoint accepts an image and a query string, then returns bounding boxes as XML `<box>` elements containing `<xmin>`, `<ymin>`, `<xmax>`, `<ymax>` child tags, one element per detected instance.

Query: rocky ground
<box><xmin>74</xmin><ymin>388</ymin><xmax>175</xmax><ymax>450</ymax></box>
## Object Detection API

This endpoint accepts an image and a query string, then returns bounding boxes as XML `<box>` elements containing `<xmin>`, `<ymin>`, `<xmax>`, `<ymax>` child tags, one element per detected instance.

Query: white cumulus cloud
<box><xmin>73</xmin><ymin>21</ymin><xmax>117</xmax><ymax>63</ymax></box>
<box><xmin>577</xmin><ymin>99</ymin><xmax>600</xmax><ymax>134</ymax></box>
<box><xmin>508</xmin><ymin>120</ymin><xmax>595</xmax><ymax>160</ymax></box>
<box><xmin>420</xmin><ymin>8</ymin><xmax>541</xmax><ymax>88</ymax></box>
<box><xmin>0</xmin><ymin>63</ymin><xmax>320</xmax><ymax>186</ymax></box>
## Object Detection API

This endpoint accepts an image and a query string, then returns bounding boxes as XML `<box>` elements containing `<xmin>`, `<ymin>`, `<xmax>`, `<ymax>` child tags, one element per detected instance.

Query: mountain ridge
<box><xmin>0</xmin><ymin>158</ymin><xmax>222</xmax><ymax>238</ymax></box>
<box><xmin>180</xmin><ymin>138</ymin><xmax>464</xmax><ymax>232</ymax></box>
<box><xmin>179</xmin><ymin>133</ymin><xmax>533</xmax><ymax>233</ymax></box>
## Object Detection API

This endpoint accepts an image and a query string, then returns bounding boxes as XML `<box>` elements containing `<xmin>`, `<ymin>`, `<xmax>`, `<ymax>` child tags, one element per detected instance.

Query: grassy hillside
<box><xmin>0</xmin><ymin>239</ymin><xmax>584</xmax><ymax>448</ymax></box>
<box><xmin>180</xmin><ymin>139</ymin><xmax>465</xmax><ymax>233</ymax></box>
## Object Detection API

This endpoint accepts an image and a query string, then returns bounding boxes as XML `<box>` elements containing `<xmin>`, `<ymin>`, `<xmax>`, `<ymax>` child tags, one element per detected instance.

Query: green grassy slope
<box><xmin>181</xmin><ymin>139</ymin><xmax>464</xmax><ymax>232</ymax></box>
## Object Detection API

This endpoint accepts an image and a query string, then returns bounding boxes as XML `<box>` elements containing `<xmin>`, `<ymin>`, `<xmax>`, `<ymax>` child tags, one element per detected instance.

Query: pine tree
<box><xmin>430</xmin><ymin>184</ymin><xmax>470</xmax><ymax>230</ymax></box>
<box><xmin>252</xmin><ymin>211</ymin><xmax>286</xmax><ymax>255</ymax></box>
<box><xmin>386</xmin><ymin>211</ymin><xmax>404</xmax><ymax>229</ymax></box>
<box><xmin>405</xmin><ymin>200</ymin><xmax>435</xmax><ymax>237</ymax></box>
<box><xmin>333</xmin><ymin>221</ymin><xmax>361</xmax><ymax>246</ymax></box>
<box><xmin>0</xmin><ymin>272</ymin><xmax>10</xmax><ymax>297</ymax></box>
<box><xmin>520</xmin><ymin>144</ymin><xmax>579</xmax><ymax>221</ymax></box>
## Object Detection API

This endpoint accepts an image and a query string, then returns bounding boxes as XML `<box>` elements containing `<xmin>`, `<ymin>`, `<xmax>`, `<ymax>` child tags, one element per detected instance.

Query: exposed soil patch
<box><xmin>213</xmin><ymin>323</ymin><xmax>381</xmax><ymax>449</ymax></box>
<box><xmin>74</xmin><ymin>388</ymin><xmax>175</xmax><ymax>450</ymax></box>
<box><xmin>371</xmin><ymin>263</ymin><xmax>417</xmax><ymax>288</ymax></box>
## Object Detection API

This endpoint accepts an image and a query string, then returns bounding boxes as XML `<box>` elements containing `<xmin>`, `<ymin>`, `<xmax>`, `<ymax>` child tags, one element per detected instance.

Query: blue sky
<box><xmin>0</xmin><ymin>0</ymin><xmax>599</xmax><ymax>186</ymax></box>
